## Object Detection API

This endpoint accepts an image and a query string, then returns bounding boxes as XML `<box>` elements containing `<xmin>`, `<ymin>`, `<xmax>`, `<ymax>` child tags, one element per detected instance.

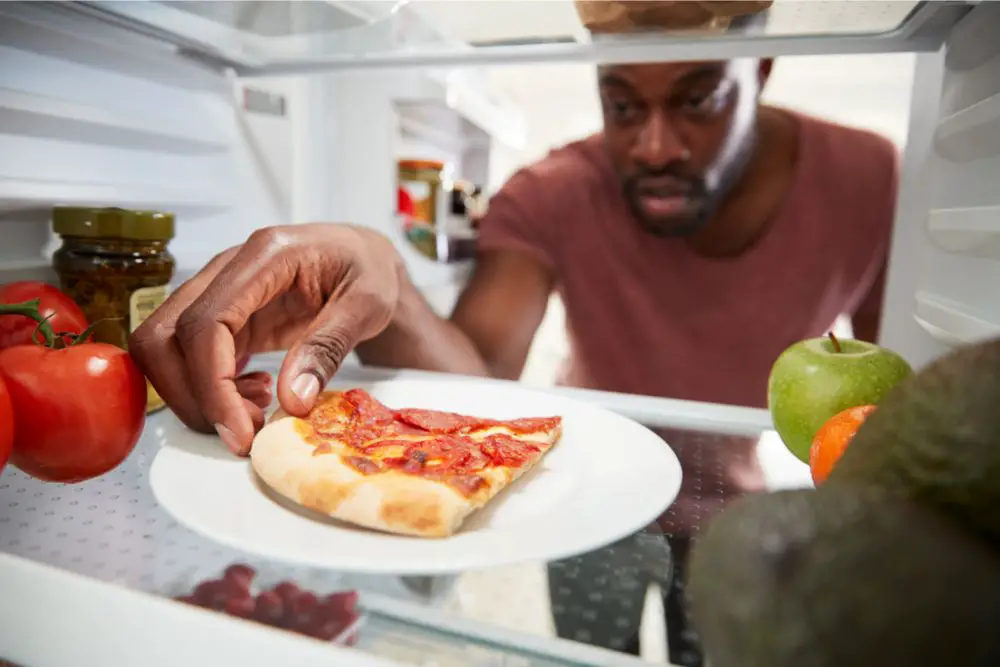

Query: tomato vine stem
<box><xmin>0</xmin><ymin>299</ymin><xmax>57</xmax><ymax>347</ymax></box>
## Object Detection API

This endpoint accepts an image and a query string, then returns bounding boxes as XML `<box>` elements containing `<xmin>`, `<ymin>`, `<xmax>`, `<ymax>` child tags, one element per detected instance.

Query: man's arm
<box><xmin>354</xmin><ymin>249</ymin><xmax>553</xmax><ymax>380</ymax></box>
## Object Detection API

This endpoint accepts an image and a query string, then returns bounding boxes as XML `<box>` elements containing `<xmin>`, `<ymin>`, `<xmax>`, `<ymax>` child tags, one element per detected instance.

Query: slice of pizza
<box><xmin>250</xmin><ymin>388</ymin><xmax>562</xmax><ymax>538</ymax></box>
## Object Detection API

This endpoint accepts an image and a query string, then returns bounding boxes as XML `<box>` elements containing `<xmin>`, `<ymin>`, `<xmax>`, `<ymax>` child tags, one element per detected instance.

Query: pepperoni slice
<box><xmin>394</xmin><ymin>409</ymin><xmax>495</xmax><ymax>434</ymax></box>
<box><xmin>479</xmin><ymin>434</ymin><xmax>541</xmax><ymax>469</ymax></box>
<box><xmin>408</xmin><ymin>436</ymin><xmax>477</xmax><ymax>471</ymax></box>
<box><xmin>343</xmin><ymin>389</ymin><xmax>396</xmax><ymax>426</ymax></box>
<box><xmin>503</xmin><ymin>417</ymin><xmax>562</xmax><ymax>434</ymax></box>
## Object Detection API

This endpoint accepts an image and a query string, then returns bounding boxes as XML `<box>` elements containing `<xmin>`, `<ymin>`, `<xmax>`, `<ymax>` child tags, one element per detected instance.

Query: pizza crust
<box><xmin>250</xmin><ymin>401</ymin><xmax>562</xmax><ymax>538</ymax></box>
<box><xmin>251</xmin><ymin>413</ymin><xmax>475</xmax><ymax>537</ymax></box>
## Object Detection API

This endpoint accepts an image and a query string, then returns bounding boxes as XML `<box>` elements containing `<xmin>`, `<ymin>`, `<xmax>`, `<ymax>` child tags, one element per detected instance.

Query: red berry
<box><xmin>224</xmin><ymin>595</ymin><xmax>256</xmax><ymax>619</ymax></box>
<box><xmin>290</xmin><ymin>591</ymin><xmax>319</xmax><ymax>629</ymax></box>
<box><xmin>254</xmin><ymin>591</ymin><xmax>284</xmax><ymax>626</ymax></box>
<box><xmin>193</xmin><ymin>580</ymin><xmax>228</xmax><ymax>609</ymax></box>
<box><xmin>274</xmin><ymin>581</ymin><xmax>300</xmax><ymax>603</ymax></box>
<box><xmin>224</xmin><ymin>564</ymin><xmax>256</xmax><ymax>588</ymax></box>
<box><xmin>325</xmin><ymin>590</ymin><xmax>359</xmax><ymax>616</ymax></box>
<box><xmin>223</xmin><ymin>575</ymin><xmax>253</xmax><ymax>598</ymax></box>
<box><xmin>308</xmin><ymin>618</ymin><xmax>345</xmax><ymax>641</ymax></box>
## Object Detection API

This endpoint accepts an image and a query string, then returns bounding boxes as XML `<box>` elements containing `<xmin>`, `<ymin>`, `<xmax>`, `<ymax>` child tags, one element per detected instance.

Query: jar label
<box><xmin>400</xmin><ymin>180</ymin><xmax>435</xmax><ymax>225</ymax></box>
<box><xmin>129</xmin><ymin>285</ymin><xmax>169</xmax><ymax>333</ymax></box>
<box><xmin>129</xmin><ymin>285</ymin><xmax>170</xmax><ymax>414</ymax></box>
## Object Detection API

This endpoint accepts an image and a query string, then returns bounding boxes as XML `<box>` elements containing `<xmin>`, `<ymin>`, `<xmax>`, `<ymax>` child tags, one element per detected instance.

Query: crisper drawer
<box><xmin>0</xmin><ymin>553</ymin><xmax>668</xmax><ymax>667</ymax></box>
<box><xmin>0</xmin><ymin>553</ymin><xmax>392</xmax><ymax>667</ymax></box>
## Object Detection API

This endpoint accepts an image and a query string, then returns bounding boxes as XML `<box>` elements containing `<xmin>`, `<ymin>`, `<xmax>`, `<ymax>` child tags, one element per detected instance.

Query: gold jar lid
<box><xmin>52</xmin><ymin>207</ymin><xmax>175</xmax><ymax>241</ymax></box>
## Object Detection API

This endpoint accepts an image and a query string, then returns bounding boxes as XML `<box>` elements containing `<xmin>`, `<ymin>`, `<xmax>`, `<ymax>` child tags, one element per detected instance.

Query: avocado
<box><xmin>829</xmin><ymin>336</ymin><xmax>1000</xmax><ymax>545</ymax></box>
<box><xmin>687</xmin><ymin>486</ymin><xmax>1000</xmax><ymax>667</ymax></box>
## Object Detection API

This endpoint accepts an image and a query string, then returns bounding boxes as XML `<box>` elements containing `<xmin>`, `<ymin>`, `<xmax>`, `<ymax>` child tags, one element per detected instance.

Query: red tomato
<box><xmin>0</xmin><ymin>375</ymin><xmax>13</xmax><ymax>475</ymax></box>
<box><xmin>0</xmin><ymin>281</ymin><xmax>88</xmax><ymax>349</ymax></box>
<box><xmin>809</xmin><ymin>404</ymin><xmax>877</xmax><ymax>485</ymax></box>
<box><xmin>0</xmin><ymin>342</ymin><xmax>146</xmax><ymax>483</ymax></box>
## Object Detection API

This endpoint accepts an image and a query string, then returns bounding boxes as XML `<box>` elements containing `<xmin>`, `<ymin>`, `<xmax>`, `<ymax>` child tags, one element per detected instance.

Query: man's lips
<box><xmin>632</xmin><ymin>176</ymin><xmax>695</xmax><ymax>198</ymax></box>
<box><xmin>638</xmin><ymin>193</ymin><xmax>691</xmax><ymax>216</ymax></box>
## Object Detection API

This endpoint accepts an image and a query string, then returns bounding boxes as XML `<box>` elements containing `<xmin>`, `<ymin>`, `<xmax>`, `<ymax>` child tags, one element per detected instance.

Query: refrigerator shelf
<box><xmin>0</xmin><ymin>86</ymin><xmax>227</xmax><ymax>156</ymax></box>
<box><xmin>50</xmin><ymin>1</ymin><xmax>972</xmax><ymax>75</ymax></box>
<box><xmin>927</xmin><ymin>205</ymin><xmax>1000</xmax><ymax>260</ymax></box>
<box><xmin>0</xmin><ymin>352</ymin><xmax>769</xmax><ymax>666</ymax></box>
<box><xmin>0</xmin><ymin>176</ymin><xmax>232</xmax><ymax>218</ymax></box>
<box><xmin>914</xmin><ymin>291</ymin><xmax>1000</xmax><ymax>346</ymax></box>
<box><xmin>935</xmin><ymin>89</ymin><xmax>1000</xmax><ymax>163</ymax></box>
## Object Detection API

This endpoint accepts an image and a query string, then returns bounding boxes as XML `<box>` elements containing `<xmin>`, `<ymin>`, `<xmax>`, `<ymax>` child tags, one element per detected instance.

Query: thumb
<box><xmin>277</xmin><ymin>294</ymin><xmax>371</xmax><ymax>417</ymax></box>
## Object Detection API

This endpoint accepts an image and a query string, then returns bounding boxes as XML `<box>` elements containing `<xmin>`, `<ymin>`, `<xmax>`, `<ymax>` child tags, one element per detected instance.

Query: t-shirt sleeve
<box><xmin>475</xmin><ymin>166</ymin><xmax>558</xmax><ymax>271</ymax></box>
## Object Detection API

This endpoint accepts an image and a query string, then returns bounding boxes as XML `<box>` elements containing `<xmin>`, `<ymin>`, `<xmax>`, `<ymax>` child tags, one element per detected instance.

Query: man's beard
<box><xmin>623</xmin><ymin>129</ymin><xmax>758</xmax><ymax>238</ymax></box>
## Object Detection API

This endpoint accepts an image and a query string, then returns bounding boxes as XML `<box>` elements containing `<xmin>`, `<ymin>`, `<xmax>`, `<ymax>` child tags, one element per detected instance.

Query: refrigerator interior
<box><xmin>1</xmin><ymin>1</ymin><xmax>1000</xmax><ymax>665</ymax></box>
<box><xmin>1</xmin><ymin>1</ymin><xmax>997</xmax><ymax>366</ymax></box>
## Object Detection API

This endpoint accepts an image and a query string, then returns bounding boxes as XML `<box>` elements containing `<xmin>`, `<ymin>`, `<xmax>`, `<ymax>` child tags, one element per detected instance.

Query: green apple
<box><xmin>767</xmin><ymin>334</ymin><xmax>913</xmax><ymax>463</ymax></box>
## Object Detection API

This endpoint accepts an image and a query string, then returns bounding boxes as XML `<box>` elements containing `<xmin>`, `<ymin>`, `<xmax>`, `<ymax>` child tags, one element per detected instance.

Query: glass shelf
<box><xmin>63</xmin><ymin>0</ymin><xmax>973</xmax><ymax>74</ymax></box>
<box><xmin>0</xmin><ymin>354</ymin><xmax>773</xmax><ymax>667</ymax></box>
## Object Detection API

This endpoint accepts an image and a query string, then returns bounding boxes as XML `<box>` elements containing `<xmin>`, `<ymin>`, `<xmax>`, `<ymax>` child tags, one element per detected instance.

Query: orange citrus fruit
<box><xmin>809</xmin><ymin>404</ymin><xmax>876</xmax><ymax>485</ymax></box>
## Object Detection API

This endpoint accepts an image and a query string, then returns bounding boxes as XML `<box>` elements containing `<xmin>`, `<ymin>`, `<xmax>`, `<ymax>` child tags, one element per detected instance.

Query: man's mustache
<box><xmin>624</xmin><ymin>169</ymin><xmax>706</xmax><ymax>197</ymax></box>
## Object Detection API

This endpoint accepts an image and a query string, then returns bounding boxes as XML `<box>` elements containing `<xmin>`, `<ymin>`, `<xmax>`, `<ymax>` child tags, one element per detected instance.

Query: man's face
<box><xmin>600</xmin><ymin>59</ymin><xmax>767</xmax><ymax>236</ymax></box>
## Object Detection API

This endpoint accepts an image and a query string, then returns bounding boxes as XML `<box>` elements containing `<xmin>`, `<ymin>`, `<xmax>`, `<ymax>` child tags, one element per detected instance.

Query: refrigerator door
<box><xmin>879</xmin><ymin>2</ymin><xmax>1000</xmax><ymax>369</ymax></box>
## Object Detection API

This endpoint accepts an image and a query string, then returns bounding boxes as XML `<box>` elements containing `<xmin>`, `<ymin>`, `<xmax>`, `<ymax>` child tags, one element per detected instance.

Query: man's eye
<box><xmin>680</xmin><ymin>93</ymin><xmax>716</xmax><ymax>113</ymax></box>
<box><xmin>604</xmin><ymin>99</ymin><xmax>640</xmax><ymax>123</ymax></box>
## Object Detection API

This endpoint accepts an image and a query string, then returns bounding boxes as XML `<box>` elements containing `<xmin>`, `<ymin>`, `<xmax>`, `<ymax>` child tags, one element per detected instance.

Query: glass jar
<box><xmin>51</xmin><ymin>207</ymin><xmax>176</xmax><ymax>415</ymax></box>
<box><xmin>398</xmin><ymin>158</ymin><xmax>444</xmax><ymax>227</ymax></box>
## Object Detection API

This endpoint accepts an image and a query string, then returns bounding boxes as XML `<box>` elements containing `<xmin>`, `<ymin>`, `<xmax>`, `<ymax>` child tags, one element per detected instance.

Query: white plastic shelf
<box><xmin>0</xmin><ymin>87</ymin><xmax>227</xmax><ymax>155</ymax></box>
<box><xmin>0</xmin><ymin>176</ymin><xmax>231</xmax><ymax>218</ymax></box>
<box><xmin>914</xmin><ymin>291</ymin><xmax>1000</xmax><ymax>346</ymax></box>
<box><xmin>934</xmin><ymin>89</ymin><xmax>1000</xmax><ymax>162</ymax></box>
<box><xmin>944</xmin><ymin>0</ymin><xmax>1000</xmax><ymax>72</ymax></box>
<box><xmin>927</xmin><ymin>205</ymin><xmax>1000</xmax><ymax>259</ymax></box>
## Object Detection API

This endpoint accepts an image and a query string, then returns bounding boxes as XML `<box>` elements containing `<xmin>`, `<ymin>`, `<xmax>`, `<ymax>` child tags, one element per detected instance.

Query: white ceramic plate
<box><xmin>149</xmin><ymin>378</ymin><xmax>682</xmax><ymax>575</ymax></box>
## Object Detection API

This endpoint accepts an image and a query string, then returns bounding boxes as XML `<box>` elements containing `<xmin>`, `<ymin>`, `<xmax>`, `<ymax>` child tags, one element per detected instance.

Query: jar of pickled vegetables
<box><xmin>51</xmin><ymin>207</ymin><xmax>175</xmax><ymax>414</ymax></box>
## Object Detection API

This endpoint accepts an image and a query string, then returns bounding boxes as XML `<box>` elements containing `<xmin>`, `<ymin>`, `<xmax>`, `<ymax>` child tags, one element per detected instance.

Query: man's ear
<box><xmin>758</xmin><ymin>58</ymin><xmax>774</xmax><ymax>90</ymax></box>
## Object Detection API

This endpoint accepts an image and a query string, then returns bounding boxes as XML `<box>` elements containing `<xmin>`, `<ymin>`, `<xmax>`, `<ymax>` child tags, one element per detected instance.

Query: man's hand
<box><xmin>129</xmin><ymin>223</ymin><xmax>402</xmax><ymax>456</ymax></box>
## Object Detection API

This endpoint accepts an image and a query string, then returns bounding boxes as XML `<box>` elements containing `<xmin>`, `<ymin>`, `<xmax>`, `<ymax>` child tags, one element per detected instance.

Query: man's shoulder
<box><xmin>505</xmin><ymin>133</ymin><xmax>610</xmax><ymax>195</ymax></box>
<box><xmin>798</xmin><ymin>111</ymin><xmax>898</xmax><ymax>177</ymax></box>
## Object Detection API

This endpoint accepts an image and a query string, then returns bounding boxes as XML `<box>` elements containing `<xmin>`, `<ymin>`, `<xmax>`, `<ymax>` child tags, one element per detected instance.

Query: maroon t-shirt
<box><xmin>476</xmin><ymin>110</ymin><xmax>898</xmax><ymax>533</ymax></box>
<box><xmin>477</xmin><ymin>110</ymin><xmax>898</xmax><ymax>410</ymax></box>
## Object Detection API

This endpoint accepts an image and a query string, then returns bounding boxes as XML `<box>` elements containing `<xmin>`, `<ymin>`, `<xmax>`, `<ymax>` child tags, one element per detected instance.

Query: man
<box><xmin>131</xmin><ymin>57</ymin><xmax>897</xmax><ymax>666</ymax></box>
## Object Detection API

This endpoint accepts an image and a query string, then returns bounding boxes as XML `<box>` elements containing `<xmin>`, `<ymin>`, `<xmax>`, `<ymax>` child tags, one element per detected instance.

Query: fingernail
<box><xmin>214</xmin><ymin>423</ymin><xmax>242</xmax><ymax>455</ymax></box>
<box><xmin>291</xmin><ymin>373</ymin><xmax>320</xmax><ymax>405</ymax></box>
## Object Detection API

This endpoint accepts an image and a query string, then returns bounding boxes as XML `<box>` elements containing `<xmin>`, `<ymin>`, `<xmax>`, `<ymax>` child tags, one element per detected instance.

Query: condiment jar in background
<box><xmin>398</xmin><ymin>159</ymin><xmax>445</xmax><ymax>227</ymax></box>
<box><xmin>51</xmin><ymin>206</ymin><xmax>175</xmax><ymax>414</ymax></box>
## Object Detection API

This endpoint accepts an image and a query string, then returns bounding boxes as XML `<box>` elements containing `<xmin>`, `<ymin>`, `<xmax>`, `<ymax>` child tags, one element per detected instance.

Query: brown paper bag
<box><xmin>574</xmin><ymin>0</ymin><xmax>773</xmax><ymax>34</ymax></box>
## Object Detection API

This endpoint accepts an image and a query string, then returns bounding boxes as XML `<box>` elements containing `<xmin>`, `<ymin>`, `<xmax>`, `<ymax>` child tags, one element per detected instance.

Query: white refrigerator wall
<box><xmin>0</xmin><ymin>5</ymin><xmax>300</xmax><ymax>287</ymax></box>
<box><xmin>0</xmin><ymin>3</ymin><xmax>495</xmax><ymax>318</ymax></box>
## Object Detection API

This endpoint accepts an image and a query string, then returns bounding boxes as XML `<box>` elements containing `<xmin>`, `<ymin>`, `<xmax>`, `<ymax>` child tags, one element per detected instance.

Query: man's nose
<box><xmin>632</xmin><ymin>111</ymin><xmax>689</xmax><ymax>169</ymax></box>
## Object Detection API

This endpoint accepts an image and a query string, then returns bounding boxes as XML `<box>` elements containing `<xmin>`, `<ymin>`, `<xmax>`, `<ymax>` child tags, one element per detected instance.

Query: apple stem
<box><xmin>827</xmin><ymin>331</ymin><xmax>842</xmax><ymax>354</ymax></box>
